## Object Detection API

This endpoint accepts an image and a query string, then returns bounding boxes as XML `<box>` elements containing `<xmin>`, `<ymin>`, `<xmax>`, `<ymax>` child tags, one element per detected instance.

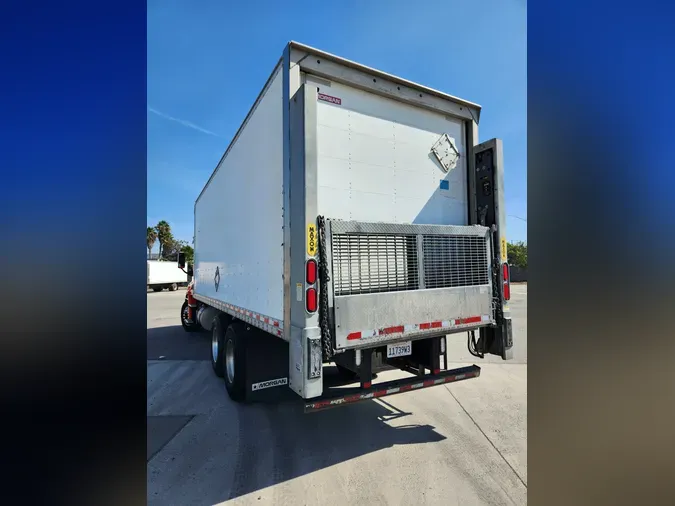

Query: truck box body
<box><xmin>192</xmin><ymin>42</ymin><xmax>513</xmax><ymax>403</ymax></box>
<box><xmin>312</xmin><ymin>78</ymin><xmax>468</xmax><ymax>225</ymax></box>
<box><xmin>194</xmin><ymin>64</ymin><xmax>285</xmax><ymax>325</ymax></box>
<box><xmin>147</xmin><ymin>260</ymin><xmax>188</xmax><ymax>286</ymax></box>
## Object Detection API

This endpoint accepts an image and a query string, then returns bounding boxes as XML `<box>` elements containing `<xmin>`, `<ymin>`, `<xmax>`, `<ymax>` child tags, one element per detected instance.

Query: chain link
<box><xmin>490</xmin><ymin>226</ymin><xmax>504</xmax><ymax>322</ymax></box>
<box><xmin>317</xmin><ymin>216</ymin><xmax>334</xmax><ymax>360</ymax></box>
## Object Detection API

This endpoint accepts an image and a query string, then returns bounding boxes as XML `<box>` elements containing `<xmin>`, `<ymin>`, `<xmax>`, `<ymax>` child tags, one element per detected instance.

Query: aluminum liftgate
<box><xmin>304</xmin><ymin>220</ymin><xmax>493</xmax><ymax>412</ymax></box>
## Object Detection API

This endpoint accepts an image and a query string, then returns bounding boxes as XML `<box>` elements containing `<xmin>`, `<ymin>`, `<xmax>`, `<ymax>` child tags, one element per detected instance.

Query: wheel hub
<box><xmin>225</xmin><ymin>339</ymin><xmax>235</xmax><ymax>383</ymax></box>
<box><xmin>211</xmin><ymin>329</ymin><xmax>218</xmax><ymax>363</ymax></box>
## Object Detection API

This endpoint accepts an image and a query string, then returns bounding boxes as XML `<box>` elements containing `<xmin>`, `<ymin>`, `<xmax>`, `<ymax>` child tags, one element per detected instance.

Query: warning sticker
<box><xmin>307</xmin><ymin>224</ymin><xmax>317</xmax><ymax>256</ymax></box>
<box><xmin>500</xmin><ymin>238</ymin><xmax>508</xmax><ymax>262</ymax></box>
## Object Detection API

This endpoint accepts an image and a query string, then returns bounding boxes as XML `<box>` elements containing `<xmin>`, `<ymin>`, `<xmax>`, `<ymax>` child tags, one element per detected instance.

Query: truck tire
<box><xmin>152</xmin><ymin>286</ymin><xmax>163</xmax><ymax>292</ymax></box>
<box><xmin>210</xmin><ymin>315</ymin><xmax>226</xmax><ymax>378</ymax></box>
<box><xmin>180</xmin><ymin>301</ymin><xmax>201</xmax><ymax>333</ymax></box>
<box><xmin>223</xmin><ymin>321</ymin><xmax>247</xmax><ymax>402</ymax></box>
<box><xmin>169</xmin><ymin>283</ymin><xmax>178</xmax><ymax>291</ymax></box>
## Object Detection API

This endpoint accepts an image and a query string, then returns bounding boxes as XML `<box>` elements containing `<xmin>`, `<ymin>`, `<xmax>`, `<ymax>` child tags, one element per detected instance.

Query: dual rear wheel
<box><xmin>211</xmin><ymin>315</ymin><xmax>246</xmax><ymax>402</ymax></box>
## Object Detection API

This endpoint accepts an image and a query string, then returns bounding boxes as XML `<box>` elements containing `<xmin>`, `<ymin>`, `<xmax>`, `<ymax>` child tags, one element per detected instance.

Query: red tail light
<box><xmin>306</xmin><ymin>259</ymin><xmax>317</xmax><ymax>285</ymax></box>
<box><xmin>502</xmin><ymin>263</ymin><xmax>511</xmax><ymax>301</ymax></box>
<box><xmin>306</xmin><ymin>288</ymin><xmax>317</xmax><ymax>312</ymax></box>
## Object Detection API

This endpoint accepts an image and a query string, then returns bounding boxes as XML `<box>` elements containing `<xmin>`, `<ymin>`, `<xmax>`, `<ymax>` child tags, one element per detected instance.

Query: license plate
<box><xmin>387</xmin><ymin>341</ymin><xmax>412</xmax><ymax>358</ymax></box>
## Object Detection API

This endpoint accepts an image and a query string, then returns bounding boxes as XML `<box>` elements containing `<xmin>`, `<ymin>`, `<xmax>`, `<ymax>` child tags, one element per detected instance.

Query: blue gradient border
<box><xmin>1</xmin><ymin>1</ymin><xmax>147</xmax><ymax>505</ymax></box>
<box><xmin>529</xmin><ymin>1</ymin><xmax>675</xmax><ymax>505</ymax></box>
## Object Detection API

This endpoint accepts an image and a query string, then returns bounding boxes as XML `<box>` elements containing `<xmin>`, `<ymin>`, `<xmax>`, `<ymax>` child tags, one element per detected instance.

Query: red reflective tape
<box><xmin>273</xmin><ymin>320</ymin><xmax>279</xmax><ymax>327</ymax></box>
<box><xmin>363</xmin><ymin>381</ymin><xmax>372</xmax><ymax>388</ymax></box>
<box><xmin>430</xmin><ymin>321</ymin><xmax>443</xmax><ymax>328</ymax></box>
<box><xmin>264</xmin><ymin>317</ymin><xmax>269</xmax><ymax>323</ymax></box>
<box><xmin>373</xmin><ymin>390</ymin><xmax>387</xmax><ymax>397</ymax></box>
<box><xmin>400</xmin><ymin>385</ymin><xmax>413</xmax><ymax>392</ymax></box>
<box><xmin>347</xmin><ymin>331</ymin><xmax>361</xmax><ymax>340</ymax></box>
<box><xmin>433</xmin><ymin>368</ymin><xmax>441</xmax><ymax>375</ymax></box>
<box><xmin>419</xmin><ymin>322</ymin><xmax>431</xmax><ymax>330</ymax></box>
<box><xmin>382</xmin><ymin>325</ymin><xmax>404</xmax><ymax>335</ymax></box>
<box><xmin>423</xmin><ymin>379</ymin><xmax>435</xmax><ymax>387</ymax></box>
<box><xmin>460</xmin><ymin>316</ymin><xmax>482</xmax><ymax>324</ymax></box>
<box><xmin>345</xmin><ymin>394</ymin><xmax>362</xmax><ymax>403</ymax></box>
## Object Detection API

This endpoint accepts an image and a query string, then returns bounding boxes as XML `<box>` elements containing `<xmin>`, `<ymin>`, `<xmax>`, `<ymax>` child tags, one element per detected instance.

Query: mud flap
<box><xmin>243</xmin><ymin>327</ymin><xmax>292</xmax><ymax>403</ymax></box>
<box><xmin>478</xmin><ymin>318</ymin><xmax>513</xmax><ymax>360</ymax></box>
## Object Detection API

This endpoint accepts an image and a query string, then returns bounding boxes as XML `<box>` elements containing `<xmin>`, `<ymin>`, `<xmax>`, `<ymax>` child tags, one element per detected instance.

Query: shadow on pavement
<box><xmin>147</xmin><ymin>326</ymin><xmax>448</xmax><ymax>504</ymax></box>
<box><xmin>221</xmin><ymin>395</ymin><xmax>446</xmax><ymax>502</ymax></box>
<box><xmin>147</xmin><ymin>325</ymin><xmax>210</xmax><ymax>361</ymax></box>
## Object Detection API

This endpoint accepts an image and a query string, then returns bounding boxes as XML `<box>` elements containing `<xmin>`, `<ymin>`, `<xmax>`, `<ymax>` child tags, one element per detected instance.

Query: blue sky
<box><xmin>147</xmin><ymin>0</ymin><xmax>527</xmax><ymax>249</ymax></box>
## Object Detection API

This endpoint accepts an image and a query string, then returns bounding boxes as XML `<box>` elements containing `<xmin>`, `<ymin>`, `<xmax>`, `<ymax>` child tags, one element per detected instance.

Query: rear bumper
<box><xmin>304</xmin><ymin>364</ymin><xmax>480</xmax><ymax>413</ymax></box>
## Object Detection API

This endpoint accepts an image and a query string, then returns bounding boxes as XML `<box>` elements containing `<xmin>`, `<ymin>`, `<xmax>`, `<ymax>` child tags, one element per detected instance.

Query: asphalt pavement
<box><xmin>147</xmin><ymin>285</ymin><xmax>527</xmax><ymax>505</ymax></box>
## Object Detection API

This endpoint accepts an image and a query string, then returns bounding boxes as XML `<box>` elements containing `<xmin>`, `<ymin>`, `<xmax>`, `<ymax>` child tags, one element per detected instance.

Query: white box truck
<box><xmin>178</xmin><ymin>42</ymin><xmax>514</xmax><ymax>412</ymax></box>
<box><xmin>147</xmin><ymin>260</ymin><xmax>188</xmax><ymax>292</ymax></box>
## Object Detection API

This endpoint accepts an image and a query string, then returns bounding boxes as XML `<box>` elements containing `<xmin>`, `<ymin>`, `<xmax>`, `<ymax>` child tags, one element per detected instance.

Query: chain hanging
<box><xmin>317</xmin><ymin>216</ymin><xmax>334</xmax><ymax>360</ymax></box>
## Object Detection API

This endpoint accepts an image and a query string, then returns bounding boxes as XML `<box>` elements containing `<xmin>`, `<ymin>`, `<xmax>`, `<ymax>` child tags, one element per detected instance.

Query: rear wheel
<box><xmin>180</xmin><ymin>301</ymin><xmax>200</xmax><ymax>333</ymax></box>
<box><xmin>152</xmin><ymin>286</ymin><xmax>163</xmax><ymax>292</ymax></box>
<box><xmin>223</xmin><ymin>322</ymin><xmax>247</xmax><ymax>402</ymax></box>
<box><xmin>211</xmin><ymin>315</ymin><xmax>226</xmax><ymax>378</ymax></box>
<box><xmin>169</xmin><ymin>283</ymin><xmax>178</xmax><ymax>291</ymax></box>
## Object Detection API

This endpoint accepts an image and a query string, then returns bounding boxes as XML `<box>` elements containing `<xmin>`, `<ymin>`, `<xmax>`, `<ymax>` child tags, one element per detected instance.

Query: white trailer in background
<box><xmin>179</xmin><ymin>42</ymin><xmax>513</xmax><ymax>412</ymax></box>
<box><xmin>147</xmin><ymin>260</ymin><xmax>188</xmax><ymax>292</ymax></box>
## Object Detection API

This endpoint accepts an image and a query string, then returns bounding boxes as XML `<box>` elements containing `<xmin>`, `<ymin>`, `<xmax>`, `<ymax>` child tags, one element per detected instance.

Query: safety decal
<box><xmin>307</xmin><ymin>223</ymin><xmax>317</xmax><ymax>256</ymax></box>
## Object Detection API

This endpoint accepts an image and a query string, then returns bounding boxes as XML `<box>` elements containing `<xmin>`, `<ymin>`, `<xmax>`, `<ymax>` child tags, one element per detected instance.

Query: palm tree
<box><xmin>155</xmin><ymin>220</ymin><xmax>172</xmax><ymax>260</ymax></box>
<box><xmin>147</xmin><ymin>227</ymin><xmax>158</xmax><ymax>259</ymax></box>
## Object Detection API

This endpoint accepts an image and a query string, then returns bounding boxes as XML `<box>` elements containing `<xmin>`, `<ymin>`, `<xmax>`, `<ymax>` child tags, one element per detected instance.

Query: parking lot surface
<box><xmin>148</xmin><ymin>285</ymin><xmax>527</xmax><ymax>505</ymax></box>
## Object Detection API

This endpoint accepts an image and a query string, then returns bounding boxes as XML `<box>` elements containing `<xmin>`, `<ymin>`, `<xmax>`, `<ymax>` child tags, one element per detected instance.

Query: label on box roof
<box><xmin>318</xmin><ymin>93</ymin><xmax>341</xmax><ymax>105</ymax></box>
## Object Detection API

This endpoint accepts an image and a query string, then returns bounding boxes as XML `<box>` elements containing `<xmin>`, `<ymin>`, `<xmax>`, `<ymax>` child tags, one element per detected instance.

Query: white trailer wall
<box><xmin>194</xmin><ymin>64</ymin><xmax>284</xmax><ymax>322</ymax></box>
<box><xmin>311</xmin><ymin>78</ymin><xmax>468</xmax><ymax>226</ymax></box>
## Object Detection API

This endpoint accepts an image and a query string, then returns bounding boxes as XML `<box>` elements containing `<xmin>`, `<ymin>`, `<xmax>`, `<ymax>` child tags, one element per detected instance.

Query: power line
<box><xmin>508</xmin><ymin>214</ymin><xmax>527</xmax><ymax>222</ymax></box>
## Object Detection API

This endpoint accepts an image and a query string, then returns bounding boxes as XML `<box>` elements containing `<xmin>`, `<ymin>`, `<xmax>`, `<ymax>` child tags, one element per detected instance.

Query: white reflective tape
<box><xmin>481</xmin><ymin>315</ymin><xmax>490</xmax><ymax>322</ymax></box>
<box><xmin>361</xmin><ymin>329</ymin><xmax>377</xmax><ymax>338</ymax></box>
<box><xmin>403</xmin><ymin>324</ymin><xmax>417</xmax><ymax>333</ymax></box>
<box><xmin>386</xmin><ymin>388</ymin><xmax>400</xmax><ymax>395</ymax></box>
<box><xmin>441</xmin><ymin>320</ymin><xmax>451</xmax><ymax>328</ymax></box>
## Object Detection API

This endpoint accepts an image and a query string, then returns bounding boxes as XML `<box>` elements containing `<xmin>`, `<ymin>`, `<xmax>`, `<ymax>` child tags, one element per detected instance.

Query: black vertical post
<box><xmin>360</xmin><ymin>349</ymin><xmax>373</xmax><ymax>389</ymax></box>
